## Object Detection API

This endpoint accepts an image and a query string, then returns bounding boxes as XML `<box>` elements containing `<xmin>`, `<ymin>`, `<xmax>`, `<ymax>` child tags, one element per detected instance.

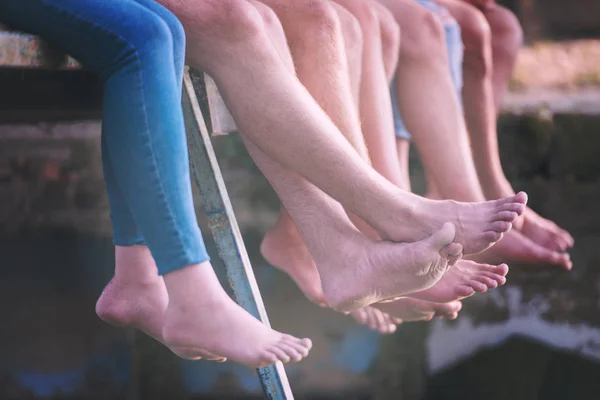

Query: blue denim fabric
<box><xmin>0</xmin><ymin>0</ymin><xmax>209</xmax><ymax>274</ymax></box>
<box><xmin>392</xmin><ymin>0</ymin><xmax>464</xmax><ymax>140</ymax></box>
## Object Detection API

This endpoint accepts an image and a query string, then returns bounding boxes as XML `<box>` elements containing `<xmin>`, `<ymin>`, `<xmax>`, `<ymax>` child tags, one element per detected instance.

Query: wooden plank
<box><xmin>204</xmin><ymin>74</ymin><xmax>238</xmax><ymax>135</ymax></box>
<box><xmin>0</xmin><ymin>30</ymin><xmax>79</xmax><ymax>69</ymax></box>
<box><xmin>0</xmin><ymin>29</ymin><xmax>237</xmax><ymax>139</ymax></box>
<box><xmin>182</xmin><ymin>67</ymin><xmax>294</xmax><ymax>400</ymax></box>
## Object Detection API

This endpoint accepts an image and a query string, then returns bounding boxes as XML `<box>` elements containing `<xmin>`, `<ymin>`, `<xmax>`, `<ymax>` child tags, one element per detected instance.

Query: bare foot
<box><xmin>375</xmin><ymin>298</ymin><xmax>462</xmax><ymax>322</ymax></box>
<box><xmin>516</xmin><ymin>208</ymin><xmax>575</xmax><ymax>252</ymax></box>
<box><xmin>162</xmin><ymin>262</ymin><xmax>312</xmax><ymax>368</ymax></box>
<box><xmin>477</xmin><ymin>176</ymin><xmax>573</xmax><ymax>252</ymax></box>
<box><xmin>322</xmin><ymin>222</ymin><xmax>463</xmax><ymax>312</ymax></box>
<box><xmin>96</xmin><ymin>247</ymin><xmax>226</xmax><ymax>362</ymax></box>
<box><xmin>261</xmin><ymin>223</ymin><xmax>328</xmax><ymax>307</ymax></box>
<box><xmin>381</xmin><ymin>192</ymin><xmax>528</xmax><ymax>255</ymax></box>
<box><xmin>96</xmin><ymin>276</ymin><xmax>168</xmax><ymax>342</ymax></box>
<box><xmin>349</xmin><ymin>307</ymin><xmax>402</xmax><ymax>334</ymax></box>
<box><xmin>469</xmin><ymin>230</ymin><xmax>573</xmax><ymax>270</ymax></box>
<box><xmin>262</xmin><ymin>221</ymin><xmax>403</xmax><ymax>334</ymax></box>
<box><xmin>408</xmin><ymin>260</ymin><xmax>508</xmax><ymax>303</ymax></box>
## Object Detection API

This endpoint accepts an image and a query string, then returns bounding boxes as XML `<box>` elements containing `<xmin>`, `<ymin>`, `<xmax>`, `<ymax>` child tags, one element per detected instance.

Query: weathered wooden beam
<box><xmin>0</xmin><ymin>29</ymin><xmax>79</xmax><ymax>69</ymax></box>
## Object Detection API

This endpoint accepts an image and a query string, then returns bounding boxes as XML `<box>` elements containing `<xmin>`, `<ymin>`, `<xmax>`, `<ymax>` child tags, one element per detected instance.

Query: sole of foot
<box><xmin>407</xmin><ymin>259</ymin><xmax>509</xmax><ymax>303</ymax></box>
<box><xmin>162</xmin><ymin>263</ymin><xmax>312</xmax><ymax>368</ymax></box>
<box><xmin>374</xmin><ymin>298</ymin><xmax>463</xmax><ymax>322</ymax></box>
<box><xmin>262</xmin><ymin>226</ymin><xmax>406</xmax><ymax>334</ymax></box>
<box><xmin>469</xmin><ymin>230</ymin><xmax>572</xmax><ymax>271</ymax></box>
<box><xmin>322</xmin><ymin>222</ymin><xmax>463</xmax><ymax>313</ymax></box>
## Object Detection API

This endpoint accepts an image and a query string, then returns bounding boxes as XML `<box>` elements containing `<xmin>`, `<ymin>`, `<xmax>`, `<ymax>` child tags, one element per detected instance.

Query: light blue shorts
<box><xmin>392</xmin><ymin>0</ymin><xmax>464</xmax><ymax>140</ymax></box>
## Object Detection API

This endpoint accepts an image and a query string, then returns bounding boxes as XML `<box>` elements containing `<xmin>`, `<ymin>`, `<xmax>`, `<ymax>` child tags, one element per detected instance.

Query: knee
<box><xmin>377</xmin><ymin>6</ymin><xmax>401</xmax><ymax>68</ymax></box>
<box><xmin>285</xmin><ymin>0</ymin><xmax>341</xmax><ymax>42</ymax></box>
<box><xmin>333</xmin><ymin>3</ymin><xmax>364</xmax><ymax>58</ymax></box>
<box><xmin>132</xmin><ymin>12</ymin><xmax>176</xmax><ymax>56</ymax></box>
<box><xmin>488</xmin><ymin>7</ymin><xmax>523</xmax><ymax>61</ymax></box>
<box><xmin>249</xmin><ymin>1</ymin><xmax>281</xmax><ymax>33</ymax></box>
<box><xmin>338</xmin><ymin>0</ymin><xmax>380</xmax><ymax>35</ymax></box>
<box><xmin>158</xmin><ymin>8</ymin><xmax>186</xmax><ymax>53</ymax></box>
<box><xmin>400</xmin><ymin>8</ymin><xmax>446</xmax><ymax>64</ymax></box>
<box><xmin>170</xmin><ymin>0</ymin><xmax>265</xmax><ymax>44</ymax></box>
<box><xmin>459</xmin><ymin>9</ymin><xmax>493</xmax><ymax>76</ymax></box>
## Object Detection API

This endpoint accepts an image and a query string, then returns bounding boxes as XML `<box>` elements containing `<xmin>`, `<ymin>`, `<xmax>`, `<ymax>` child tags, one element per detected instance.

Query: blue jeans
<box><xmin>0</xmin><ymin>0</ymin><xmax>209</xmax><ymax>274</ymax></box>
<box><xmin>392</xmin><ymin>0</ymin><xmax>464</xmax><ymax>140</ymax></box>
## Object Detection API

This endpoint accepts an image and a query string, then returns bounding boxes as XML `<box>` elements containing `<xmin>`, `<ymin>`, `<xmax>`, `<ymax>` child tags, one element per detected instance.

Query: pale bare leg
<box><xmin>243</xmin><ymin>0</ymin><xmax>330</xmax><ymax>308</ymax></box>
<box><xmin>254</xmin><ymin>2</ymin><xmax>387</xmax><ymax>328</ymax></box>
<box><xmin>260</xmin><ymin>1</ymin><xmax>505</xmax><ymax>318</ymax></box>
<box><xmin>483</xmin><ymin>2</ymin><xmax>521</xmax><ymax>112</ymax></box>
<box><xmin>241</xmin><ymin>133</ymin><xmax>463</xmax><ymax>312</ymax></box>
<box><xmin>157</xmin><ymin>0</ymin><xmax>524</xmax><ymax>255</ymax></box>
<box><xmin>331</xmin><ymin>0</ymin><xmax>406</xmax><ymax>189</ymax></box>
<box><xmin>438</xmin><ymin>0</ymin><xmax>574</xmax><ymax>252</ymax></box>
<box><xmin>380</xmin><ymin>0</ymin><xmax>486</xmax><ymax>203</ymax></box>
<box><xmin>228</xmin><ymin>1</ymin><xmax>463</xmax><ymax>314</ymax></box>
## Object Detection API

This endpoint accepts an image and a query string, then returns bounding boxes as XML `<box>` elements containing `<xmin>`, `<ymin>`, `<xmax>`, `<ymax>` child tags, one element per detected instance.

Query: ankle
<box><xmin>479</xmin><ymin>172</ymin><xmax>515</xmax><ymax>200</ymax></box>
<box><xmin>114</xmin><ymin>245</ymin><xmax>160</xmax><ymax>282</ymax></box>
<box><xmin>163</xmin><ymin>261</ymin><xmax>226</xmax><ymax>307</ymax></box>
<box><xmin>269</xmin><ymin>217</ymin><xmax>302</xmax><ymax>242</ymax></box>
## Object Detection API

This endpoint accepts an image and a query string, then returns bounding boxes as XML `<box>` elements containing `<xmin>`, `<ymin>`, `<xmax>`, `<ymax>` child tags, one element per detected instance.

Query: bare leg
<box><xmin>434</xmin><ymin>0</ymin><xmax>500</xmax><ymax>202</ymax></box>
<box><xmin>372</xmin><ymin>0</ymin><xmax>413</xmax><ymax>192</ymax></box>
<box><xmin>258</xmin><ymin>0</ymin><xmax>508</xmax><ymax>315</ymax></box>
<box><xmin>395</xmin><ymin>138</ymin><xmax>412</xmax><ymax>192</ymax></box>
<box><xmin>439</xmin><ymin>0</ymin><xmax>574</xmax><ymax>252</ymax></box>
<box><xmin>262</xmin><ymin>0</ymin><xmax>369</xmax><ymax>159</ymax></box>
<box><xmin>161</xmin><ymin>0</ymin><xmax>523</xmax><ymax>257</ymax></box>
<box><xmin>331</xmin><ymin>0</ymin><xmax>405</xmax><ymax>188</ymax></box>
<box><xmin>242</xmin><ymin>135</ymin><xmax>462</xmax><ymax>312</ymax></box>
<box><xmin>238</xmin><ymin>1</ymin><xmax>464</xmax><ymax>311</ymax></box>
<box><xmin>484</xmin><ymin>3</ymin><xmax>522</xmax><ymax>112</ymax></box>
<box><xmin>486</xmin><ymin>3</ymin><xmax>574</xmax><ymax>251</ymax></box>
<box><xmin>244</xmin><ymin>0</ymin><xmax>330</xmax><ymax>308</ymax></box>
<box><xmin>252</xmin><ymin>3</ymin><xmax>395</xmax><ymax>333</ymax></box>
<box><xmin>380</xmin><ymin>0</ymin><xmax>486</xmax><ymax>203</ymax></box>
